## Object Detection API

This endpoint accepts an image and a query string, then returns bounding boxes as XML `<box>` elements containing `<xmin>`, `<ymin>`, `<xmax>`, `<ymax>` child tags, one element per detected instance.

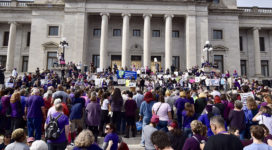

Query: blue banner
<box><xmin>117</xmin><ymin>71</ymin><xmax>137</xmax><ymax>79</ymax></box>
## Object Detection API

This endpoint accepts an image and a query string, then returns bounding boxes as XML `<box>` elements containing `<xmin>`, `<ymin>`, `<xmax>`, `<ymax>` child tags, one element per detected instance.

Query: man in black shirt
<box><xmin>203</xmin><ymin>116</ymin><xmax>243</xmax><ymax>150</ymax></box>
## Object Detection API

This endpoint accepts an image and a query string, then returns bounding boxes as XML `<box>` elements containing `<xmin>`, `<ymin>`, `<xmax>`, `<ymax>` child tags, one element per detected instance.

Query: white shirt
<box><xmin>256</xmin><ymin>114</ymin><xmax>272</xmax><ymax>134</ymax></box>
<box><xmin>101</xmin><ymin>99</ymin><xmax>109</xmax><ymax>110</ymax></box>
<box><xmin>12</xmin><ymin>69</ymin><xmax>18</xmax><ymax>77</ymax></box>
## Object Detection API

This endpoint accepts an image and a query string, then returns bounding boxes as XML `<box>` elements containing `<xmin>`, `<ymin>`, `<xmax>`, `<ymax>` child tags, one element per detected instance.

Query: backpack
<box><xmin>45</xmin><ymin>113</ymin><xmax>63</xmax><ymax>140</ymax></box>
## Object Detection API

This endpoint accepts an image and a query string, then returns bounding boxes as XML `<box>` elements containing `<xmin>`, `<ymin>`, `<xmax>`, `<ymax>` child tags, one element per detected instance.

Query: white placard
<box><xmin>174</xmin><ymin>71</ymin><xmax>178</xmax><ymax>76</ymax></box>
<box><xmin>95</xmin><ymin>79</ymin><xmax>102</xmax><ymax>86</ymax></box>
<box><xmin>195</xmin><ymin>77</ymin><xmax>201</xmax><ymax>83</ymax></box>
<box><xmin>97</xmin><ymin>68</ymin><xmax>103</xmax><ymax>73</ymax></box>
<box><xmin>240</xmin><ymin>92</ymin><xmax>254</xmax><ymax>107</ymax></box>
<box><xmin>128</xmin><ymin>82</ymin><xmax>136</xmax><ymax>87</ymax></box>
<box><xmin>210</xmin><ymin>79</ymin><xmax>220</xmax><ymax>86</ymax></box>
<box><xmin>5</xmin><ymin>83</ymin><xmax>14</xmax><ymax>88</ymax></box>
<box><xmin>118</xmin><ymin>79</ymin><xmax>126</xmax><ymax>85</ymax></box>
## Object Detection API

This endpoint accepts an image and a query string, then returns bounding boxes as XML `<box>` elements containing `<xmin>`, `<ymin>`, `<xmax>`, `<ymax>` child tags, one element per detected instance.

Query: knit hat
<box><xmin>180</xmin><ymin>91</ymin><xmax>186</xmax><ymax>97</ymax></box>
<box><xmin>214</xmin><ymin>95</ymin><xmax>221</xmax><ymax>104</ymax></box>
<box><xmin>54</xmin><ymin>98</ymin><xmax>62</xmax><ymax>105</ymax></box>
<box><xmin>199</xmin><ymin>92</ymin><xmax>207</xmax><ymax>98</ymax></box>
<box><xmin>144</xmin><ymin>92</ymin><xmax>154</xmax><ymax>103</ymax></box>
<box><xmin>150</xmin><ymin>115</ymin><xmax>159</xmax><ymax>124</ymax></box>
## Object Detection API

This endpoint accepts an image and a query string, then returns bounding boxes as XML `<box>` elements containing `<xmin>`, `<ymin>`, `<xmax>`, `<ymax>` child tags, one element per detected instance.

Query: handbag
<box><xmin>152</xmin><ymin>102</ymin><xmax>163</xmax><ymax>121</ymax></box>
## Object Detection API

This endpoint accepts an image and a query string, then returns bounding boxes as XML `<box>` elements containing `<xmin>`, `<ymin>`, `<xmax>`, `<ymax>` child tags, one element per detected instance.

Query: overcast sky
<box><xmin>237</xmin><ymin>0</ymin><xmax>272</xmax><ymax>8</ymax></box>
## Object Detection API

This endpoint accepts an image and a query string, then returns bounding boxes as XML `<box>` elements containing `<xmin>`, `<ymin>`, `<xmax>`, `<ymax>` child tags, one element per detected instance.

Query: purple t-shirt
<box><xmin>11</xmin><ymin>101</ymin><xmax>22</xmax><ymax>117</ymax></box>
<box><xmin>0</xmin><ymin>96</ymin><xmax>10</xmax><ymax>116</ymax></box>
<box><xmin>26</xmin><ymin>95</ymin><xmax>45</xmax><ymax>118</ymax></box>
<box><xmin>46</xmin><ymin>112</ymin><xmax>69</xmax><ymax>143</ymax></box>
<box><xmin>182</xmin><ymin>110</ymin><xmax>195</xmax><ymax>128</ymax></box>
<box><xmin>125</xmin><ymin>99</ymin><xmax>137</xmax><ymax>117</ymax></box>
<box><xmin>104</xmin><ymin>133</ymin><xmax>119</xmax><ymax>150</ymax></box>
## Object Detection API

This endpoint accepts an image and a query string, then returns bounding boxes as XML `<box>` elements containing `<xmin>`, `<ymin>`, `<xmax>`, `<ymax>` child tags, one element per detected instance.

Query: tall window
<box><xmin>172</xmin><ymin>31</ymin><xmax>179</xmax><ymax>38</ymax></box>
<box><xmin>48</xmin><ymin>26</ymin><xmax>59</xmax><ymax>36</ymax></box>
<box><xmin>172</xmin><ymin>56</ymin><xmax>180</xmax><ymax>71</ymax></box>
<box><xmin>240</xmin><ymin>60</ymin><xmax>247</xmax><ymax>76</ymax></box>
<box><xmin>93</xmin><ymin>29</ymin><xmax>101</xmax><ymax>37</ymax></box>
<box><xmin>22</xmin><ymin>56</ymin><xmax>28</xmax><ymax>72</ymax></box>
<box><xmin>3</xmin><ymin>31</ymin><xmax>9</xmax><ymax>46</ymax></box>
<box><xmin>213</xmin><ymin>30</ymin><xmax>223</xmax><ymax>40</ymax></box>
<box><xmin>213</xmin><ymin>0</ymin><xmax>220</xmax><ymax>4</ymax></box>
<box><xmin>133</xmin><ymin>29</ymin><xmax>141</xmax><ymax>37</ymax></box>
<box><xmin>239</xmin><ymin>36</ymin><xmax>243</xmax><ymax>51</ymax></box>
<box><xmin>0</xmin><ymin>55</ymin><xmax>7</xmax><ymax>67</ymax></box>
<box><xmin>47</xmin><ymin>52</ymin><xmax>57</xmax><ymax>70</ymax></box>
<box><xmin>152</xmin><ymin>30</ymin><xmax>160</xmax><ymax>37</ymax></box>
<box><xmin>27</xmin><ymin>32</ymin><xmax>31</xmax><ymax>47</ymax></box>
<box><xmin>214</xmin><ymin>55</ymin><xmax>224</xmax><ymax>73</ymax></box>
<box><xmin>260</xmin><ymin>37</ymin><xmax>265</xmax><ymax>51</ymax></box>
<box><xmin>92</xmin><ymin>55</ymin><xmax>100</xmax><ymax>68</ymax></box>
<box><xmin>113</xmin><ymin>29</ymin><xmax>121</xmax><ymax>36</ymax></box>
<box><xmin>261</xmin><ymin>60</ymin><xmax>269</xmax><ymax>77</ymax></box>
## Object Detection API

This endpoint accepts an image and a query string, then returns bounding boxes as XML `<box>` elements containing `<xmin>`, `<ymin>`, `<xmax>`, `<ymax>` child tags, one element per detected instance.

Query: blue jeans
<box><xmin>240</xmin><ymin>130</ymin><xmax>245</xmax><ymax>140</ymax></box>
<box><xmin>184</xmin><ymin>127</ymin><xmax>192</xmax><ymax>138</ymax></box>
<box><xmin>157</xmin><ymin>120</ymin><xmax>168</xmax><ymax>132</ymax></box>
<box><xmin>27</xmin><ymin>118</ymin><xmax>42</xmax><ymax>140</ymax></box>
<box><xmin>140</xmin><ymin>117</ymin><xmax>150</xmax><ymax>145</ymax></box>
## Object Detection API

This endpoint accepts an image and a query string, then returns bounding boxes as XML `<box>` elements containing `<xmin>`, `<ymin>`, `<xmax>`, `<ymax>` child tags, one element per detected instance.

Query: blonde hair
<box><xmin>165</xmin><ymin>90</ymin><xmax>171</xmax><ymax>97</ymax></box>
<box><xmin>74</xmin><ymin>129</ymin><xmax>94</xmax><ymax>148</ymax></box>
<box><xmin>190</xmin><ymin>120</ymin><xmax>203</xmax><ymax>134</ymax></box>
<box><xmin>11</xmin><ymin>128</ymin><xmax>25</xmax><ymax>142</ymax></box>
<box><xmin>10</xmin><ymin>92</ymin><xmax>21</xmax><ymax>103</ymax></box>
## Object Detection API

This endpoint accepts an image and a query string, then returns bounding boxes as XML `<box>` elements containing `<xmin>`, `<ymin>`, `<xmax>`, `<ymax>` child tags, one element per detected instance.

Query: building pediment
<box><xmin>213</xmin><ymin>45</ymin><xmax>229</xmax><ymax>51</ymax></box>
<box><xmin>42</xmin><ymin>41</ymin><xmax>59</xmax><ymax>48</ymax></box>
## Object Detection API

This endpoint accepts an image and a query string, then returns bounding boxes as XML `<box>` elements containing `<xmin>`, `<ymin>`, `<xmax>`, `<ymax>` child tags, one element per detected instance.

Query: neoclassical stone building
<box><xmin>0</xmin><ymin>0</ymin><xmax>272</xmax><ymax>78</ymax></box>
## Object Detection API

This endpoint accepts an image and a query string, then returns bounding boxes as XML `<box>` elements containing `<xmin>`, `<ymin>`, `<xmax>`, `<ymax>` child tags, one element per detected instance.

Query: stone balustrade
<box><xmin>239</xmin><ymin>7</ymin><xmax>272</xmax><ymax>14</ymax></box>
<box><xmin>0</xmin><ymin>0</ymin><xmax>33</xmax><ymax>7</ymax></box>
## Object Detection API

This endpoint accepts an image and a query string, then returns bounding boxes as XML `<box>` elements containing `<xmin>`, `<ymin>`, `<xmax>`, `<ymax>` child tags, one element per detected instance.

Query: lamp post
<box><xmin>203</xmin><ymin>41</ymin><xmax>213</xmax><ymax>63</ymax></box>
<box><xmin>59</xmin><ymin>37</ymin><xmax>69</xmax><ymax>60</ymax></box>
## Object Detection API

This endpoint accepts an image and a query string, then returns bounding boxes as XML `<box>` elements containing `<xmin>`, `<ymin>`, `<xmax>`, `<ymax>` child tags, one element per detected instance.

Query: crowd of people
<box><xmin>0</xmin><ymin>62</ymin><xmax>272</xmax><ymax>150</ymax></box>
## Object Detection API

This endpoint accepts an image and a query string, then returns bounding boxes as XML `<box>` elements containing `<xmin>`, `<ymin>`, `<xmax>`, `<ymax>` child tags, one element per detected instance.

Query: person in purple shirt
<box><xmin>25</xmin><ymin>88</ymin><xmax>46</xmax><ymax>140</ymax></box>
<box><xmin>0</xmin><ymin>88</ymin><xmax>12</xmax><ymax>134</ymax></box>
<box><xmin>73</xmin><ymin>129</ymin><xmax>102</xmax><ymax>150</ymax></box>
<box><xmin>182</xmin><ymin>102</ymin><xmax>196</xmax><ymax>137</ymax></box>
<box><xmin>175</xmin><ymin>91</ymin><xmax>193</xmax><ymax>128</ymax></box>
<box><xmin>102</xmin><ymin>123</ymin><xmax>119</xmax><ymax>150</ymax></box>
<box><xmin>86</xmin><ymin>91</ymin><xmax>101</xmax><ymax>142</ymax></box>
<box><xmin>182</xmin><ymin>120</ymin><xmax>207</xmax><ymax>150</ymax></box>
<box><xmin>45</xmin><ymin>103</ymin><xmax>69</xmax><ymax>150</ymax></box>
<box><xmin>124</xmin><ymin>91</ymin><xmax>137</xmax><ymax>138</ymax></box>
<box><xmin>10</xmin><ymin>92</ymin><xmax>24</xmax><ymax>131</ymax></box>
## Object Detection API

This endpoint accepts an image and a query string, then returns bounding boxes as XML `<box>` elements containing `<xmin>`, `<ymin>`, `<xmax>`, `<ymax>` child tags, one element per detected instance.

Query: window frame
<box><xmin>22</xmin><ymin>56</ymin><xmax>29</xmax><ymax>72</ymax></box>
<box><xmin>261</xmin><ymin>60</ymin><xmax>269</xmax><ymax>77</ymax></box>
<box><xmin>113</xmin><ymin>29</ymin><xmax>121</xmax><ymax>37</ymax></box>
<box><xmin>212</xmin><ymin>29</ymin><xmax>223</xmax><ymax>40</ymax></box>
<box><xmin>152</xmin><ymin>30</ymin><xmax>160</xmax><ymax>37</ymax></box>
<box><xmin>239</xmin><ymin>36</ymin><xmax>243</xmax><ymax>51</ymax></box>
<box><xmin>47</xmin><ymin>25</ymin><xmax>60</xmax><ymax>37</ymax></box>
<box><xmin>133</xmin><ymin>29</ymin><xmax>141</xmax><ymax>37</ymax></box>
<box><xmin>26</xmin><ymin>32</ymin><xmax>31</xmax><ymax>47</ymax></box>
<box><xmin>93</xmin><ymin>28</ymin><xmax>101</xmax><ymax>37</ymax></box>
<box><xmin>172</xmin><ymin>30</ymin><xmax>180</xmax><ymax>38</ymax></box>
<box><xmin>259</xmin><ymin>37</ymin><xmax>265</xmax><ymax>52</ymax></box>
<box><xmin>3</xmin><ymin>31</ymin><xmax>9</xmax><ymax>47</ymax></box>
<box><xmin>92</xmin><ymin>55</ymin><xmax>100</xmax><ymax>68</ymax></box>
<box><xmin>240</xmin><ymin>60</ymin><xmax>247</xmax><ymax>76</ymax></box>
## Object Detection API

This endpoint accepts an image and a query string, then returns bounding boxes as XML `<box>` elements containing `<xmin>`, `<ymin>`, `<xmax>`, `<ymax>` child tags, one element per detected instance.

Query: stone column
<box><xmin>253</xmin><ymin>27</ymin><xmax>262</xmax><ymax>76</ymax></box>
<box><xmin>186</xmin><ymin>15</ymin><xmax>197</xmax><ymax>69</ymax></box>
<box><xmin>6</xmin><ymin>22</ymin><xmax>17</xmax><ymax>72</ymax></box>
<box><xmin>143</xmin><ymin>14</ymin><xmax>152</xmax><ymax>68</ymax></box>
<box><xmin>121</xmin><ymin>13</ymin><xmax>131</xmax><ymax>69</ymax></box>
<box><xmin>164</xmin><ymin>14</ymin><xmax>174</xmax><ymax>72</ymax></box>
<box><xmin>99</xmin><ymin>13</ymin><xmax>109</xmax><ymax>70</ymax></box>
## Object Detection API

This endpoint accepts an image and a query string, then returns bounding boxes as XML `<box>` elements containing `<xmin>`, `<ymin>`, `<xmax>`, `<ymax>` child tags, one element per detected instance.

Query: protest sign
<box><xmin>210</xmin><ymin>79</ymin><xmax>220</xmax><ymax>86</ymax></box>
<box><xmin>195</xmin><ymin>77</ymin><xmax>201</xmax><ymax>83</ymax></box>
<box><xmin>240</xmin><ymin>92</ymin><xmax>254</xmax><ymax>107</ymax></box>
<box><xmin>118</xmin><ymin>79</ymin><xmax>126</xmax><ymax>85</ymax></box>
<box><xmin>117</xmin><ymin>71</ymin><xmax>137</xmax><ymax>79</ymax></box>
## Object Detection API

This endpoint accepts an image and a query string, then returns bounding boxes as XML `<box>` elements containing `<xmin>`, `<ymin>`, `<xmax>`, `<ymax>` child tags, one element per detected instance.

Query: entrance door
<box><xmin>111</xmin><ymin>55</ymin><xmax>122</xmax><ymax>70</ymax></box>
<box><xmin>131</xmin><ymin>55</ymin><xmax>142</xmax><ymax>69</ymax></box>
<box><xmin>151</xmin><ymin>56</ymin><xmax>161</xmax><ymax>73</ymax></box>
<box><xmin>47</xmin><ymin>52</ymin><xmax>58</xmax><ymax>70</ymax></box>
<box><xmin>214</xmin><ymin>55</ymin><xmax>224</xmax><ymax>73</ymax></box>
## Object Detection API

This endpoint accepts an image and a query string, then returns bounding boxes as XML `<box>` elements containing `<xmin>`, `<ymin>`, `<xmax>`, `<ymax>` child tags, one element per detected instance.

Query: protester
<box><xmin>85</xmin><ymin>91</ymin><xmax>101</xmax><ymax>142</ymax></box>
<box><xmin>30</xmin><ymin>140</ymin><xmax>48</xmax><ymax>150</ymax></box>
<box><xmin>253</xmin><ymin>106</ymin><xmax>272</xmax><ymax>134</ymax></box>
<box><xmin>124</xmin><ymin>91</ymin><xmax>137</xmax><ymax>138</ymax></box>
<box><xmin>203</xmin><ymin>116</ymin><xmax>243</xmax><ymax>150</ymax></box>
<box><xmin>110</xmin><ymin>88</ymin><xmax>123</xmax><ymax>134</ymax></box>
<box><xmin>143</xmin><ymin>115</ymin><xmax>159</xmax><ymax>150</ymax></box>
<box><xmin>151</xmin><ymin>131</ymin><xmax>173</xmax><ymax>150</ymax></box>
<box><xmin>5</xmin><ymin>128</ymin><xmax>29</xmax><ymax>150</ymax></box>
<box><xmin>102</xmin><ymin>123</ymin><xmax>119</xmax><ymax>150</ymax></box>
<box><xmin>99</xmin><ymin>92</ymin><xmax>111</xmax><ymax>136</ymax></box>
<box><xmin>243</xmin><ymin>125</ymin><xmax>272</xmax><ymax>150</ymax></box>
<box><xmin>167</xmin><ymin>121</ymin><xmax>186</xmax><ymax>150</ymax></box>
<box><xmin>0</xmin><ymin>132</ymin><xmax>11</xmax><ymax>150</ymax></box>
<box><xmin>10</xmin><ymin>91</ymin><xmax>24</xmax><ymax>131</ymax></box>
<box><xmin>73</xmin><ymin>129</ymin><xmax>102</xmax><ymax>150</ymax></box>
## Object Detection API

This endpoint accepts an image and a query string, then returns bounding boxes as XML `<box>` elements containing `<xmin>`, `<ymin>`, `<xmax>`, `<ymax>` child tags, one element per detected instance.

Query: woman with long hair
<box><xmin>109</xmin><ymin>88</ymin><xmax>123</xmax><ymax>133</ymax></box>
<box><xmin>86</xmin><ymin>91</ymin><xmax>101</xmax><ymax>142</ymax></box>
<box><xmin>182</xmin><ymin>102</ymin><xmax>195</xmax><ymax>137</ymax></box>
<box><xmin>10</xmin><ymin>91</ymin><xmax>24</xmax><ymax>131</ymax></box>
<box><xmin>99</xmin><ymin>92</ymin><xmax>111</xmax><ymax>136</ymax></box>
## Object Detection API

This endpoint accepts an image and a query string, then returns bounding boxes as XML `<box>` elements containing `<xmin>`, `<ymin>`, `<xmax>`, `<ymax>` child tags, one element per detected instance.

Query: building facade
<box><xmin>0</xmin><ymin>0</ymin><xmax>272</xmax><ymax>78</ymax></box>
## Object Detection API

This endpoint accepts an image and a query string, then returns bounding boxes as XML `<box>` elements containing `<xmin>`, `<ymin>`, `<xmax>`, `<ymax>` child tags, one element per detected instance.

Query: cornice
<box><xmin>27</xmin><ymin>3</ymin><xmax>64</xmax><ymax>10</ymax></box>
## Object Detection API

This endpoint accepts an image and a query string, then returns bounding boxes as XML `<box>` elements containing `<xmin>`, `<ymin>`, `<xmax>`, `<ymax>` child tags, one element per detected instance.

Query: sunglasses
<box><xmin>105</xmin><ymin>127</ymin><xmax>110</xmax><ymax>130</ymax></box>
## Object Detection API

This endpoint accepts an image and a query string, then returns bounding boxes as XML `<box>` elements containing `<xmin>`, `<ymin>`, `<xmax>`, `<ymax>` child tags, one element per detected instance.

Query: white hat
<box><xmin>30</xmin><ymin>140</ymin><xmax>48</xmax><ymax>150</ymax></box>
<box><xmin>54</xmin><ymin>98</ymin><xmax>62</xmax><ymax>105</ymax></box>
